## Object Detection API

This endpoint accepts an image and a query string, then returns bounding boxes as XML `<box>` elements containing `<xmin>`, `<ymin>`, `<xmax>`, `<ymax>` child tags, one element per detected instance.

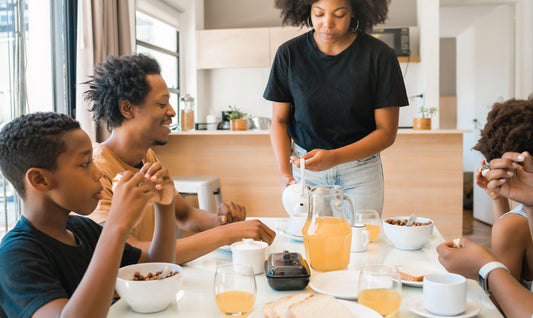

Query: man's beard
<box><xmin>154</xmin><ymin>140</ymin><xmax>168</xmax><ymax>146</ymax></box>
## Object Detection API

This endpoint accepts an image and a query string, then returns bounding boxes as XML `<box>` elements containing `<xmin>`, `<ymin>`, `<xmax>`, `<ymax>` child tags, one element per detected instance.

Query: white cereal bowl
<box><xmin>115</xmin><ymin>262</ymin><xmax>182</xmax><ymax>313</ymax></box>
<box><xmin>382</xmin><ymin>216</ymin><xmax>434</xmax><ymax>250</ymax></box>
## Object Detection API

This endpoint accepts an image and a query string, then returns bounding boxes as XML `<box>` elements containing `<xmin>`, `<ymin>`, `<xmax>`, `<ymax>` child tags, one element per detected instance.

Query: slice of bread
<box><xmin>395</xmin><ymin>264</ymin><xmax>426</xmax><ymax>282</ymax></box>
<box><xmin>264</xmin><ymin>293</ymin><xmax>312</xmax><ymax>318</ymax></box>
<box><xmin>288</xmin><ymin>294</ymin><xmax>355</xmax><ymax>318</ymax></box>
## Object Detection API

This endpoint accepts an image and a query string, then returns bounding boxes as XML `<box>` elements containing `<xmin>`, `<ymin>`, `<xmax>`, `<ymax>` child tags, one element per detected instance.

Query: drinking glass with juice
<box><xmin>214</xmin><ymin>263</ymin><xmax>256</xmax><ymax>316</ymax></box>
<box><xmin>355</xmin><ymin>209</ymin><xmax>381</xmax><ymax>242</ymax></box>
<box><xmin>358</xmin><ymin>264</ymin><xmax>402</xmax><ymax>316</ymax></box>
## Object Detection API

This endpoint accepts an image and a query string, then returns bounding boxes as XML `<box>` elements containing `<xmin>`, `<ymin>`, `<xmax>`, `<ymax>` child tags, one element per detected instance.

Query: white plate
<box><xmin>408</xmin><ymin>295</ymin><xmax>481</xmax><ymax>318</ymax></box>
<box><xmin>395</xmin><ymin>262</ymin><xmax>447</xmax><ymax>288</ymax></box>
<box><xmin>309</xmin><ymin>270</ymin><xmax>359</xmax><ymax>300</ymax></box>
<box><xmin>248</xmin><ymin>299</ymin><xmax>381</xmax><ymax>318</ymax></box>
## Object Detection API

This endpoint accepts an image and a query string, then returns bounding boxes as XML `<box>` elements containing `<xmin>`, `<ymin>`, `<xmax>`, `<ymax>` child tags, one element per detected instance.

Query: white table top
<box><xmin>108</xmin><ymin>218</ymin><xmax>502</xmax><ymax>317</ymax></box>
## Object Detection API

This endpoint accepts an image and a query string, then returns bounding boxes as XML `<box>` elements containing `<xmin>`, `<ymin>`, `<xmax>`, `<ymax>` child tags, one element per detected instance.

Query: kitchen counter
<box><xmin>169</xmin><ymin>129</ymin><xmax>469</xmax><ymax>135</ymax></box>
<box><xmin>154</xmin><ymin>129</ymin><xmax>470</xmax><ymax>240</ymax></box>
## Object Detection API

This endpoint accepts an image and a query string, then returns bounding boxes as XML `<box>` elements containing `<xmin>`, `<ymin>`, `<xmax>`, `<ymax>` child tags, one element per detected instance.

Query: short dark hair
<box><xmin>274</xmin><ymin>0</ymin><xmax>390</xmax><ymax>33</ymax></box>
<box><xmin>84</xmin><ymin>54</ymin><xmax>161</xmax><ymax>131</ymax></box>
<box><xmin>473</xmin><ymin>99</ymin><xmax>533</xmax><ymax>161</ymax></box>
<box><xmin>0</xmin><ymin>112</ymin><xmax>80</xmax><ymax>199</ymax></box>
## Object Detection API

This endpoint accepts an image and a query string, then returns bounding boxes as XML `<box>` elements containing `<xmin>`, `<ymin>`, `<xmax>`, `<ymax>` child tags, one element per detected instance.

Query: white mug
<box><xmin>423</xmin><ymin>273</ymin><xmax>466</xmax><ymax>316</ymax></box>
<box><xmin>351</xmin><ymin>224</ymin><xmax>369</xmax><ymax>252</ymax></box>
<box><xmin>231</xmin><ymin>239</ymin><xmax>268</xmax><ymax>275</ymax></box>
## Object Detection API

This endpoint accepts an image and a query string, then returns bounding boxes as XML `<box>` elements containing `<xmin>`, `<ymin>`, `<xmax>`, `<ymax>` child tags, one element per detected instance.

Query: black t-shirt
<box><xmin>0</xmin><ymin>215</ymin><xmax>141</xmax><ymax>318</ymax></box>
<box><xmin>264</xmin><ymin>30</ymin><xmax>409</xmax><ymax>151</ymax></box>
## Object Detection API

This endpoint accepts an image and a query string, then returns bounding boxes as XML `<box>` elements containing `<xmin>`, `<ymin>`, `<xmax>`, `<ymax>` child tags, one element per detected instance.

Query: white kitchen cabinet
<box><xmin>196</xmin><ymin>27</ymin><xmax>308</xmax><ymax>69</ymax></box>
<box><xmin>196</xmin><ymin>27</ymin><xmax>271</xmax><ymax>69</ymax></box>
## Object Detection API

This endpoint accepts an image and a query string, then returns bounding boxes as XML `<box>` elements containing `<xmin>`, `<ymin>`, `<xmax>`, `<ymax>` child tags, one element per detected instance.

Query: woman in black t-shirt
<box><xmin>264</xmin><ymin>0</ymin><xmax>408</xmax><ymax>216</ymax></box>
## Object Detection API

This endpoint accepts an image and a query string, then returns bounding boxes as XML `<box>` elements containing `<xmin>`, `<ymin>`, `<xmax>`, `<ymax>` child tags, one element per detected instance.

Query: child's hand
<box><xmin>141</xmin><ymin>162</ymin><xmax>175</xmax><ymax>206</ymax></box>
<box><xmin>109</xmin><ymin>171</ymin><xmax>154</xmax><ymax>229</ymax></box>
<box><xmin>476</xmin><ymin>159</ymin><xmax>500</xmax><ymax>199</ymax></box>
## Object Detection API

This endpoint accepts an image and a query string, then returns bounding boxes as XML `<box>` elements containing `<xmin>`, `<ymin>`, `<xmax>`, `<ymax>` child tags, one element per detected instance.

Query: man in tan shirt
<box><xmin>84</xmin><ymin>54</ymin><xmax>275</xmax><ymax>264</ymax></box>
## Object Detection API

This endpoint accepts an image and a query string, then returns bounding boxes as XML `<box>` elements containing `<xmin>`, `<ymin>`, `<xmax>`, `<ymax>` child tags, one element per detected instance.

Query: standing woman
<box><xmin>264</xmin><ymin>0</ymin><xmax>408</xmax><ymax>215</ymax></box>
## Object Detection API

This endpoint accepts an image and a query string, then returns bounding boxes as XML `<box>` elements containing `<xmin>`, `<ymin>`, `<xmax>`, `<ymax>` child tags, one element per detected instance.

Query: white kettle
<box><xmin>282</xmin><ymin>158</ymin><xmax>309</xmax><ymax>216</ymax></box>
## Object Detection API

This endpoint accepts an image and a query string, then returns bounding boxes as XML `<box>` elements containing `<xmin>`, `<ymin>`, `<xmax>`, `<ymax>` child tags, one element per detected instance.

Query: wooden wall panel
<box><xmin>154</xmin><ymin>131</ymin><xmax>464</xmax><ymax>240</ymax></box>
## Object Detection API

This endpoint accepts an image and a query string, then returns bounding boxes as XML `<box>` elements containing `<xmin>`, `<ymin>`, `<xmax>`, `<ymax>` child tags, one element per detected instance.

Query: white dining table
<box><xmin>108</xmin><ymin>217</ymin><xmax>503</xmax><ymax>317</ymax></box>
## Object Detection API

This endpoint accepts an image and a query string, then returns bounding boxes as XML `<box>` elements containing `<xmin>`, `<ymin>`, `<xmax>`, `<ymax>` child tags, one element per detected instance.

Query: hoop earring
<box><xmin>350</xmin><ymin>17</ymin><xmax>359</xmax><ymax>32</ymax></box>
<box><xmin>307</xmin><ymin>16</ymin><xmax>313</xmax><ymax>27</ymax></box>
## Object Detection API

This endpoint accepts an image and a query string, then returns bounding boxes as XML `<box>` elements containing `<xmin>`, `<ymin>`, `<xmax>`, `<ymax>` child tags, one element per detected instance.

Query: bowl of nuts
<box><xmin>115</xmin><ymin>262</ymin><xmax>182</xmax><ymax>313</ymax></box>
<box><xmin>382</xmin><ymin>216</ymin><xmax>434</xmax><ymax>250</ymax></box>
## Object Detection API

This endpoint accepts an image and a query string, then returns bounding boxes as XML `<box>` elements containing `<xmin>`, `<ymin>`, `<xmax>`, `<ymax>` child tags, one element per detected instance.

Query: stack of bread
<box><xmin>263</xmin><ymin>293</ymin><xmax>355</xmax><ymax>318</ymax></box>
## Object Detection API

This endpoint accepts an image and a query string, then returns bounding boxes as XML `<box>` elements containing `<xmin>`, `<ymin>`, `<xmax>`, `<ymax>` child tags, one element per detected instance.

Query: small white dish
<box><xmin>407</xmin><ymin>295</ymin><xmax>481</xmax><ymax>318</ymax></box>
<box><xmin>402</xmin><ymin>279</ymin><xmax>423</xmax><ymax>288</ymax></box>
<box><xmin>278</xmin><ymin>227</ymin><xmax>304</xmax><ymax>242</ymax></box>
<box><xmin>309</xmin><ymin>270</ymin><xmax>359</xmax><ymax>300</ymax></box>
<box><xmin>248</xmin><ymin>298</ymin><xmax>380</xmax><ymax>318</ymax></box>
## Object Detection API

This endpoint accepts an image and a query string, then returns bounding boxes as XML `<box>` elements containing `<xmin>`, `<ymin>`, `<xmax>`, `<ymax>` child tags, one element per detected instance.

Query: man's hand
<box><xmin>437</xmin><ymin>238</ymin><xmax>496</xmax><ymax>280</ymax></box>
<box><xmin>141</xmin><ymin>162</ymin><xmax>175</xmax><ymax>206</ymax></box>
<box><xmin>217</xmin><ymin>201</ymin><xmax>246</xmax><ymax>225</ymax></box>
<box><xmin>485</xmin><ymin>152</ymin><xmax>533</xmax><ymax>206</ymax></box>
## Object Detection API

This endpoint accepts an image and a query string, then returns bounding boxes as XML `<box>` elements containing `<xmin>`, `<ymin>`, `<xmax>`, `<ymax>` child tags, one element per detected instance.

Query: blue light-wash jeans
<box><xmin>292</xmin><ymin>144</ymin><xmax>384</xmax><ymax>217</ymax></box>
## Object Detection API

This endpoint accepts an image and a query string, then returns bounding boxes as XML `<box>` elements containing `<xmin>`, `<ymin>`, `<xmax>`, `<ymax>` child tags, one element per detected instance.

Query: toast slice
<box><xmin>288</xmin><ymin>294</ymin><xmax>355</xmax><ymax>318</ymax></box>
<box><xmin>264</xmin><ymin>293</ymin><xmax>311</xmax><ymax>318</ymax></box>
<box><xmin>395</xmin><ymin>264</ymin><xmax>426</xmax><ymax>282</ymax></box>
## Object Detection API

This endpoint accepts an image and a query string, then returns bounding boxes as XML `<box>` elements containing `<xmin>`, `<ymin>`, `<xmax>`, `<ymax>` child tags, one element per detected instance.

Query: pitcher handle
<box><xmin>342</xmin><ymin>194</ymin><xmax>356</xmax><ymax>226</ymax></box>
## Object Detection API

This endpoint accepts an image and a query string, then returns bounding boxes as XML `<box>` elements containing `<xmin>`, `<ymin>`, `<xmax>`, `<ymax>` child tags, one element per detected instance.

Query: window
<box><xmin>0</xmin><ymin>0</ymin><xmax>74</xmax><ymax>237</ymax></box>
<box><xmin>135</xmin><ymin>11</ymin><xmax>180</xmax><ymax>129</ymax></box>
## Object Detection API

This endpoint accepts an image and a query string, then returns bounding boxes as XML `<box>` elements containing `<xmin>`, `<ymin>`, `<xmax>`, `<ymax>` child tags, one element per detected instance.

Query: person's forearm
<box><xmin>175</xmin><ymin>207</ymin><xmax>218</xmax><ymax>233</ymax></box>
<box><xmin>270</xmin><ymin>120</ymin><xmax>293</xmax><ymax>179</ymax></box>
<box><xmin>332</xmin><ymin>127</ymin><xmax>397</xmax><ymax>165</ymax></box>
<box><xmin>148</xmin><ymin>201</ymin><xmax>177</xmax><ymax>262</ymax></box>
<box><xmin>61</xmin><ymin>223</ymin><xmax>130</xmax><ymax>318</ymax></box>
<box><xmin>173</xmin><ymin>227</ymin><xmax>231</xmax><ymax>264</ymax></box>
<box><xmin>491</xmin><ymin>197</ymin><xmax>510</xmax><ymax>219</ymax></box>
<box><xmin>488</xmin><ymin>268</ymin><xmax>533</xmax><ymax>317</ymax></box>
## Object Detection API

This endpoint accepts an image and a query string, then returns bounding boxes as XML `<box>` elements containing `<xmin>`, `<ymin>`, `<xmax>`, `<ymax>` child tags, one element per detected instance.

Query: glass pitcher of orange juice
<box><xmin>302</xmin><ymin>185</ymin><xmax>355</xmax><ymax>271</ymax></box>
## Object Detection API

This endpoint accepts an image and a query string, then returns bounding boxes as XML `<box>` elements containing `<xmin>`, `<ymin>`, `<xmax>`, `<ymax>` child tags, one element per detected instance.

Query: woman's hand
<box><xmin>291</xmin><ymin>149</ymin><xmax>337</xmax><ymax>171</ymax></box>
<box><xmin>141</xmin><ymin>162</ymin><xmax>175</xmax><ymax>206</ymax></box>
<box><xmin>437</xmin><ymin>238</ymin><xmax>496</xmax><ymax>280</ymax></box>
<box><xmin>486</xmin><ymin>152</ymin><xmax>533</xmax><ymax>206</ymax></box>
<box><xmin>281</xmin><ymin>173</ymin><xmax>297</xmax><ymax>190</ymax></box>
<box><xmin>476</xmin><ymin>159</ymin><xmax>500</xmax><ymax>199</ymax></box>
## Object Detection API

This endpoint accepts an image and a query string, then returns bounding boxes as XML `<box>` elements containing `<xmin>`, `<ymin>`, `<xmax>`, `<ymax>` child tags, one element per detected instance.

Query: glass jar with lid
<box><xmin>180</xmin><ymin>94</ymin><xmax>195</xmax><ymax>131</ymax></box>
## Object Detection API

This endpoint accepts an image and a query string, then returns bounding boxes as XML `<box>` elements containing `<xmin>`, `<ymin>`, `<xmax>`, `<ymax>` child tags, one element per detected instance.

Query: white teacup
<box><xmin>351</xmin><ymin>224</ymin><xmax>369</xmax><ymax>252</ymax></box>
<box><xmin>423</xmin><ymin>273</ymin><xmax>466</xmax><ymax>316</ymax></box>
<box><xmin>286</xmin><ymin>213</ymin><xmax>307</xmax><ymax>237</ymax></box>
<box><xmin>231</xmin><ymin>239</ymin><xmax>268</xmax><ymax>275</ymax></box>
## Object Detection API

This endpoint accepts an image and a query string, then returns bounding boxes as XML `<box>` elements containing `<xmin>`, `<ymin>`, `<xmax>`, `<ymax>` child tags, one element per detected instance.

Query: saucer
<box><xmin>407</xmin><ymin>295</ymin><xmax>481</xmax><ymax>318</ymax></box>
<box><xmin>278</xmin><ymin>227</ymin><xmax>304</xmax><ymax>242</ymax></box>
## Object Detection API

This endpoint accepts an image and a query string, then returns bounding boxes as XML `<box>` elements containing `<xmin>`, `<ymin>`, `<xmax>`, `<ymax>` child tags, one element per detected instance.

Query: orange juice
<box><xmin>215</xmin><ymin>290</ymin><xmax>255</xmax><ymax>314</ymax></box>
<box><xmin>365</xmin><ymin>224</ymin><xmax>381</xmax><ymax>242</ymax></box>
<box><xmin>302</xmin><ymin>217</ymin><xmax>352</xmax><ymax>271</ymax></box>
<box><xmin>358</xmin><ymin>289</ymin><xmax>401</xmax><ymax>316</ymax></box>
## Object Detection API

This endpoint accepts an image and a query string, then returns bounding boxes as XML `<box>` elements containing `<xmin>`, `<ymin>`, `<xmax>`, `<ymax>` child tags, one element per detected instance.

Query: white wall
<box><xmin>195</xmin><ymin>0</ymin><xmax>425</xmax><ymax>124</ymax></box>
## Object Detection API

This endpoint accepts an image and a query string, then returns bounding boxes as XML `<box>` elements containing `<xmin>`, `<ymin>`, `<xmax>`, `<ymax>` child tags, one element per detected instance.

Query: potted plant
<box><xmin>227</xmin><ymin>105</ymin><xmax>249</xmax><ymax>131</ymax></box>
<box><xmin>413</xmin><ymin>106</ymin><xmax>437</xmax><ymax>130</ymax></box>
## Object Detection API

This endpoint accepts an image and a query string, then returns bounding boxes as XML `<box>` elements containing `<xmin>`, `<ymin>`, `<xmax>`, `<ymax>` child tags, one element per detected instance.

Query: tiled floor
<box><xmin>462</xmin><ymin>209</ymin><xmax>492</xmax><ymax>249</ymax></box>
